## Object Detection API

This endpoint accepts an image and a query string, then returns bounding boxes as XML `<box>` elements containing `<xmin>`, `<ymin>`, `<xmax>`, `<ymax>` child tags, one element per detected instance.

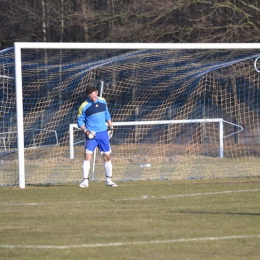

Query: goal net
<box><xmin>1</xmin><ymin>43</ymin><xmax>260</xmax><ymax>187</ymax></box>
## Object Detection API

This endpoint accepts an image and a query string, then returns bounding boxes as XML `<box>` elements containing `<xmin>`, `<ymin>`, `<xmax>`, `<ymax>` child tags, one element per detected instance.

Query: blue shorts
<box><xmin>84</xmin><ymin>130</ymin><xmax>111</xmax><ymax>154</ymax></box>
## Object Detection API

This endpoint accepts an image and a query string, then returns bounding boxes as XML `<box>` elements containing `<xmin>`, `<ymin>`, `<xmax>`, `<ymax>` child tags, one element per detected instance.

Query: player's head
<box><xmin>86</xmin><ymin>86</ymin><xmax>98</xmax><ymax>102</ymax></box>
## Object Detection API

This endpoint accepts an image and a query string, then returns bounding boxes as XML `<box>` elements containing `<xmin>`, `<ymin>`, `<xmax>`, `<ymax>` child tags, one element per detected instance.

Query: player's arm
<box><xmin>77</xmin><ymin>102</ymin><xmax>95</xmax><ymax>139</ymax></box>
<box><xmin>77</xmin><ymin>101</ymin><xmax>87</xmax><ymax>129</ymax></box>
<box><xmin>107</xmin><ymin>119</ymin><xmax>113</xmax><ymax>129</ymax></box>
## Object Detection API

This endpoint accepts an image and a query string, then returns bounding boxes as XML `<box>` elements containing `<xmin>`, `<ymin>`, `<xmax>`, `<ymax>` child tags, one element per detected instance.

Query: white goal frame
<box><xmin>69</xmin><ymin>118</ymin><xmax>243</xmax><ymax>161</ymax></box>
<box><xmin>14</xmin><ymin>42</ymin><xmax>260</xmax><ymax>188</ymax></box>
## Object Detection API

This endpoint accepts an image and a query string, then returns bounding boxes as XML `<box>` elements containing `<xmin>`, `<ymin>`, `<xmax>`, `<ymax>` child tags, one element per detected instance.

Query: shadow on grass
<box><xmin>177</xmin><ymin>210</ymin><xmax>260</xmax><ymax>216</ymax></box>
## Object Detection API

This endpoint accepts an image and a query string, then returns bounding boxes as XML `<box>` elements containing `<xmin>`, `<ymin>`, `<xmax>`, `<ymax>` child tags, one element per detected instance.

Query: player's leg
<box><xmin>102</xmin><ymin>154</ymin><xmax>117</xmax><ymax>186</ymax></box>
<box><xmin>97</xmin><ymin>131</ymin><xmax>118</xmax><ymax>187</ymax></box>
<box><xmin>79</xmin><ymin>153</ymin><xmax>92</xmax><ymax>188</ymax></box>
<box><xmin>79</xmin><ymin>138</ymin><xmax>97</xmax><ymax>188</ymax></box>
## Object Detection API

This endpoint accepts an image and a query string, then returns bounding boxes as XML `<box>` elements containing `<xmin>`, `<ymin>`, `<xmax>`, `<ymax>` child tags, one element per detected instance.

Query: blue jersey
<box><xmin>77</xmin><ymin>97</ymin><xmax>111</xmax><ymax>133</ymax></box>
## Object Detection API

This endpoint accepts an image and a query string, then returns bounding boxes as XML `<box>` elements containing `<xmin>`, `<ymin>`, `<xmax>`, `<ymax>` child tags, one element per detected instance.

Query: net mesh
<box><xmin>1</xmin><ymin>47</ymin><xmax>260</xmax><ymax>186</ymax></box>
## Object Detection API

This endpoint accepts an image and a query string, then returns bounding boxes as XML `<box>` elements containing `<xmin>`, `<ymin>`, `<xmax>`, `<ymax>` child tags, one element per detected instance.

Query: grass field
<box><xmin>0</xmin><ymin>178</ymin><xmax>260</xmax><ymax>260</ymax></box>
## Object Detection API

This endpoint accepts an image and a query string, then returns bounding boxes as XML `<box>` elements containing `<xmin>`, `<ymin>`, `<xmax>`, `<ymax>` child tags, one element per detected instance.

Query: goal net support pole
<box><xmin>92</xmin><ymin>80</ymin><xmax>104</xmax><ymax>181</ymax></box>
<box><xmin>69</xmin><ymin>118</ymin><xmax>243</xmax><ymax>180</ymax></box>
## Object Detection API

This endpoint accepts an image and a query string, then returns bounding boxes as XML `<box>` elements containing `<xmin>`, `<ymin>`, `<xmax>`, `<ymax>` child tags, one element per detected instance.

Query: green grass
<box><xmin>0</xmin><ymin>178</ymin><xmax>260</xmax><ymax>260</ymax></box>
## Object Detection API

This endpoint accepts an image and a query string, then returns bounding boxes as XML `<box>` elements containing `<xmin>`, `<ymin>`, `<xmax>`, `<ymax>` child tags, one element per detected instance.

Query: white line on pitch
<box><xmin>1</xmin><ymin>234</ymin><xmax>260</xmax><ymax>249</ymax></box>
<box><xmin>1</xmin><ymin>189</ymin><xmax>260</xmax><ymax>206</ymax></box>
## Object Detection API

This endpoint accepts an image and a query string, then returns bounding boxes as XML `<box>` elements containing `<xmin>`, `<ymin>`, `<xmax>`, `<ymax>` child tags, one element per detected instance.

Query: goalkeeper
<box><xmin>77</xmin><ymin>85</ymin><xmax>117</xmax><ymax>188</ymax></box>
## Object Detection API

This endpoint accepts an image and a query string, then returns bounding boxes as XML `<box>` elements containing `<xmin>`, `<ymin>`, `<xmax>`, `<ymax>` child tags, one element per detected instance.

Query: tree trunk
<box><xmin>81</xmin><ymin>0</ymin><xmax>89</xmax><ymax>42</ymax></box>
<box><xmin>41</xmin><ymin>0</ymin><xmax>47</xmax><ymax>42</ymax></box>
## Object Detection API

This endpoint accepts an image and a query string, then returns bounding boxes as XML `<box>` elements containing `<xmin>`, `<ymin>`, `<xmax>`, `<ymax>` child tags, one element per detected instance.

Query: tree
<box><xmin>1</xmin><ymin>0</ymin><xmax>260</xmax><ymax>49</ymax></box>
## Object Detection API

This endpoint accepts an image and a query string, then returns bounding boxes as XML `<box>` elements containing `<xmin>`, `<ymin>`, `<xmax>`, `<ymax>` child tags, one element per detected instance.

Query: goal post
<box><xmin>14</xmin><ymin>43</ymin><xmax>25</xmax><ymax>188</ymax></box>
<box><xmin>7</xmin><ymin>42</ymin><xmax>260</xmax><ymax>188</ymax></box>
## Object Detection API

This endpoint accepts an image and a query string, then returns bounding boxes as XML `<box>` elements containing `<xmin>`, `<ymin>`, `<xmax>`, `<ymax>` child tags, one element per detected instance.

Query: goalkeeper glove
<box><xmin>107</xmin><ymin>125</ymin><xmax>114</xmax><ymax>139</ymax></box>
<box><xmin>84</xmin><ymin>129</ymin><xmax>96</xmax><ymax>140</ymax></box>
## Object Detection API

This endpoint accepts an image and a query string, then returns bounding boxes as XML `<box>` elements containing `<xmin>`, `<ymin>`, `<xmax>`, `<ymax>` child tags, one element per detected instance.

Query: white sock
<box><xmin>82</xmin><ymin>160</ymin><xmax>90</xmax><ymax>182</ymax></box>
<box><xmin>104</xmin><ymin>161</ymin><xmax>112</xmax><ymax>181</ymax></box>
